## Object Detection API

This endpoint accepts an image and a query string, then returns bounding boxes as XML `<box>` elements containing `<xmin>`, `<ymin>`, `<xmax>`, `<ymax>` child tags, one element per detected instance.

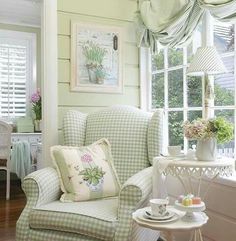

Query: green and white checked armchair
<box><xmin>16</xmin><ymin>106</ymin><xmax>163</xmax><ymax>241</ymax></box>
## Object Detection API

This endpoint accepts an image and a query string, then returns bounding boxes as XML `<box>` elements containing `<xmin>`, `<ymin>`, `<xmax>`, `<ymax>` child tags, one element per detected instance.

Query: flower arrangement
<box><xmin>183</xmin><ymin>117</ymin><xmax>233</xmax><ymax>144</ymax></box>
<box><xmin>82</xmin><ymin>41</ymin><xmax>107</xmax><ymax>68</ymax></box>
<box><xmin>82</xmin><ymin>41</ymin><xmax>108</xmax><ymax>84</ymax></box>
<box><xmin>31</xmin><ymin>89</ymin><xmax>41</xmax><ymax>120</ymax></box>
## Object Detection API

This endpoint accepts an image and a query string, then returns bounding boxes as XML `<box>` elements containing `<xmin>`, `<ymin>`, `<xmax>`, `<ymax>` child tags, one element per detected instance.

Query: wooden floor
<box><xmin>0</xmin><ymin>179</ymin><xmax>26</xmax><ymax>241</ymax></box>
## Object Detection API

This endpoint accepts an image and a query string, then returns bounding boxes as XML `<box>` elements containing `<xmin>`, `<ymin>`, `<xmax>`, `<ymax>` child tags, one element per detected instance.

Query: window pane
<box><xmin>168</xmin><ymin>48</ymin><xmax>183</xmax><ymax>67</ymax></box>
<box><xmin>169</xmin><ymin>111</ymin><xmax>183</xmax><ymax>147</ymax></box>
<box><xmin>0</xmin><ymin>44</ymin><xmax>27</xmax><ymax>118</ymax></box>
<box><xmin>187</xmin><ymin>76</ymin><xmax>202</xmax><ymax>107</ymax></box>
<box><xmin>152</xmin><ymin>73</ymin><xmax>164</xmax><ymax>108</ymax></box>
<box><xmin>152</xmin><ymin>49</ymin><xmax>164</xmax><ymax>71</ymax></box>
<box><xmin>187</xmin><ymin>25</ymin><xmax>202</xmax><ymax>63</ymax></box>
<box><xmin>187</xmin><ymin>43</ymin><xmax>194</xmax><ymax>64</ymax></box>
<box><xmin>214</xmin><ymin>21</ymin><xmax>234</xmax><ymax>53</ymax></box>
<box><xmin>214</xmin><ymin>56</ymin><xmax>234</xmax><ymax>106</ymax></box>
<box><xmin>188</xmin><ymin>110</ymin><xmax>202</xmax><ymax>121</ymax></box>
<box><xmin>168</xmin><ymin>69</ymin><xmax>183</xmax><ymax>107</ymax></box>
<box><xmin>215</xmin><ymin>109</ymin><xmax>235</xmax><ymax>158</ymax></box>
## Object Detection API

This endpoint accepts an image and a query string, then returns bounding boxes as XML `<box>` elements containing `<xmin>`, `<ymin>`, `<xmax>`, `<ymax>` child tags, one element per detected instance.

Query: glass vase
<box><xmin>34</xmin><ymin>120</ymin><xmax>42</xmax><ymax>132</ymax></box>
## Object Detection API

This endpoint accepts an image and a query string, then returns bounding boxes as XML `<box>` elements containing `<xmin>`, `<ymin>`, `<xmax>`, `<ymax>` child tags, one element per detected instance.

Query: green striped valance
<box><xmin>137</xmin><ymin>0</ymin><xmax>236</xmax><ymax>53</ymax></box>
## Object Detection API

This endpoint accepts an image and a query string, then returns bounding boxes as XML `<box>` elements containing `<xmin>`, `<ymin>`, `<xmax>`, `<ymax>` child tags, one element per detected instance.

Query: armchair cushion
<box><xmin>51</xmin><ymin>138</ymin><xmax>121</xmax><ymax>202</ymax></box>
<box><xmin>29</xmin><ymin>197</ymin><xmax>118</xmax><ymax>241</ymax></box>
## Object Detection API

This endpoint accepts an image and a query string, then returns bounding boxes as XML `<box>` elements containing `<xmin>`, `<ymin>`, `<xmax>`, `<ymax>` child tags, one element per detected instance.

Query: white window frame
<box><xmin>0</xmin><ymin>29</ymin><xmax>36</xmax><ymax>120</ymax></box>
<box><xmin>140</xmin><ymin>12</ymin><xmax>236</xmax><ymax>156</ymax></box>
<box><xmin>141</xmin><ymin>45</ymin><xmax>202</xmax><ymax>153</ymax></box>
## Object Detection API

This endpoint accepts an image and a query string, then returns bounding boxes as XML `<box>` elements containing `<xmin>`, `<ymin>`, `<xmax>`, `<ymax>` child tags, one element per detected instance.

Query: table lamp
<box><xmin>187</xmin><ymin>46</ymin><xmax>227</xmax><ymax>118</ymax></box>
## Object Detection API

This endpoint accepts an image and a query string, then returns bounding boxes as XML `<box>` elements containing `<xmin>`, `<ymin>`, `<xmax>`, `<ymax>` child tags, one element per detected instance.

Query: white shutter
<box><xmin>0</xmin><ymin>33</ymin><xmax>33</xmax><ymax>118</ymax></box>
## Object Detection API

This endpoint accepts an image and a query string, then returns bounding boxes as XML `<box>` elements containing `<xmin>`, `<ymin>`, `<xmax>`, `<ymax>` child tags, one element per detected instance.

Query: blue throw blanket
<box><xmin>11</xmin><ymin>141</ymin><xmax>32</xmax><ymax>180</ymax></box>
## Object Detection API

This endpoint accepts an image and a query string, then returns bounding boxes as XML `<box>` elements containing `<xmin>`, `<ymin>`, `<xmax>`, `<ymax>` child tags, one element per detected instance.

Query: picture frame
<box><xmin>71</xmin><ymin>21</ymin><xmax>123</xmax><ymax>93</ymax></box>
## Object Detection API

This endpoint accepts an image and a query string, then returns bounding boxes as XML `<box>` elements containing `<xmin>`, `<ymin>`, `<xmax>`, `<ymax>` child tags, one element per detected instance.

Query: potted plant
<box><xmin>31</xmin><ymin>89</ymin><xmax>42</xmax><ymax>132</ymax></box>
<box><xmin>183</xmin><ymin>117</ymin><xmax>233</xmax><ymax>161</ymax></box>
<box><xmin>95</xmin><ymin>66</ymin><xmax>107</xmax><ymax>84</ymax></box>
<box><xmin>82</xmin><ymin>41</ymin><xmax>107</xmax><ymax>83</ymax></box>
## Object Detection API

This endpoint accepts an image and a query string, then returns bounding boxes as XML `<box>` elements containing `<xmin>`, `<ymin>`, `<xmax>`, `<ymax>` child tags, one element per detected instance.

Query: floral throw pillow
<box><xmin>51</xmin><ymin>138</ymin><xmax>121</xmax><ymax>202</ymax></box>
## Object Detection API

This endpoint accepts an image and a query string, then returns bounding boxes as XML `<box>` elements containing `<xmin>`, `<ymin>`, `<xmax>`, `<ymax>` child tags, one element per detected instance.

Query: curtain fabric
<box><xmin>137</xmin><ymin>0</ymin><xmax>236</xmax><ymax>53</ymax></box>
<box><xmin>198</xmin><ymin>0</ymin><xmax>236</xmax><ymax>21</ymax></box>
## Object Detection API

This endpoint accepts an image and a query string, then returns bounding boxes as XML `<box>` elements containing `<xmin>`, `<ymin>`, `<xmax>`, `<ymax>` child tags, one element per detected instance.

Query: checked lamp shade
<box><xmin>187</xmin><ymin>46</ymin><xmax>227</xmax><ymax>76</ymax></box>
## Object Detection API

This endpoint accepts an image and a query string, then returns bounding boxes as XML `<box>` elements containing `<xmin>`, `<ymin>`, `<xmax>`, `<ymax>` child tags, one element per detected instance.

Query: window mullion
<box><xmin>164</xmin><ymin>48</ymin><xmax>169</xmax><ymax>148</ymax></box>
<box><xmin>183</xmin><ymin>47</ymin><xmax>188</xmax><ymax>152</ymax></box>
<box><xmin>234</xmin><ymin>24</ymin><xmax>236</xmax><ymax>159</ymax></box>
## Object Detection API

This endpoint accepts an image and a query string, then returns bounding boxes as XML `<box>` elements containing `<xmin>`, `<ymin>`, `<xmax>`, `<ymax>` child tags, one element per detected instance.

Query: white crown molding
<box><xmin>0</xmin><ymin>0</ymin><xmax>41</xmax><ymax>28</ymax></box>
<box><xmin>0</xmin><ymin>19</ymin><xmax>41</xmax><ymax>28</ymax></box>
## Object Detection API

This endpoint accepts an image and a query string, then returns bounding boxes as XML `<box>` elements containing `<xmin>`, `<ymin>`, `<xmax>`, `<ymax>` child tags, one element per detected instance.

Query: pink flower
<box><xmin>31</xmin><ymin>90</ymin><xmax>41</xmax><ymax>103</ymax></box>
<box><xmin>81</xmin><ymin>154</ymin><xmax>93</xmax><ymax>163</ymax></box>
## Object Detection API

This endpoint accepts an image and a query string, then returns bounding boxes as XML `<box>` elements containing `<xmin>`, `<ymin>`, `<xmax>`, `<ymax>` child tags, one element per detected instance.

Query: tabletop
<box><xmin>153</xmin><ymin>156</ymin><xmax>235</xmax><ymax>178</ymax></box>
<box><xmin>132</xmin><ymin>206</ymin><xmax>208</xmax><ymax>232</ymax></box>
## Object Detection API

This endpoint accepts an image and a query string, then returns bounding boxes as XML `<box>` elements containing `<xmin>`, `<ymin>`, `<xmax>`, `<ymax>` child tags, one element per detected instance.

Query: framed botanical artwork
<box><xmin>71</xmin><ymin>21</ymin><xmax>123</xmax><ymax>93</ymax></box>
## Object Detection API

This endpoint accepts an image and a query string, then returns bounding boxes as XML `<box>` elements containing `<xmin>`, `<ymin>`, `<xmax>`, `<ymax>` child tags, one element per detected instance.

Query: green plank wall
<box><xmin>0</xmin><ymin>23</ymin><xmax>41</xmax><ymax>87</ymax></box>
<box><xmin>58</xmin><ymin>0</ymin><xmax>140</xmax><ymax>143</ymax></box>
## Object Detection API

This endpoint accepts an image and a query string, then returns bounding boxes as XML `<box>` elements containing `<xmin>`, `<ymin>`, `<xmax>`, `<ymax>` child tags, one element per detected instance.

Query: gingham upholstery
<box><xmin>28</xmin><ymin>229</ymin><xmax>100</xmax><ymax>241</ymax></box>
<box><xmin>63</xmin><ymin>110</ymin><xmax>87</xmax><ymax>146</ymax></box>
<box><xmin>115</xmin><ymin>167</ymin><xmax>153</xmax><ymax>240</ymax></box>
<box><xmin>16</xmin><ymin>106</ymin><xmax>163</xmax><ymax>241</ymax></box>
<box><xmin>29</xmin><ymin>198</ymin><xmax>118</xmax><ymax>241</ymax></box>
<box><xmin>16</xmin><ymin>168</ymin><xmax>61</xmax><ymax>241</ymax></box>
<box><xmin>85</xmin><ymin>106</ymin><xmax>152</xmax><ymax>184</ymax></box>
<box><xmin>148</xmin><ymin>110</ymin><xmax>164</xmax><ymax>164</ymax></box>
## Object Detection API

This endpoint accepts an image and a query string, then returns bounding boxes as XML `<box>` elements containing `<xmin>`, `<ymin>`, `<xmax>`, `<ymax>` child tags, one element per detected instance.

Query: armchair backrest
<box><xmin>63</xmin><ymin>106</ymin><xmax>163</xmax><ymax>184</ymax></box>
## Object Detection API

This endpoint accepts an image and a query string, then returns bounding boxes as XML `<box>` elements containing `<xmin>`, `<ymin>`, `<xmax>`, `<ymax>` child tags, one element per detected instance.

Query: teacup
<box><xmin>168</xmin><ymin>145</ymin><xmax>182</xmax><ymax>156</ymax></box>
<box><xmin>150</xmin><ymin>198</ymin><xmax>169</xmax><ymax>217</ymax></box>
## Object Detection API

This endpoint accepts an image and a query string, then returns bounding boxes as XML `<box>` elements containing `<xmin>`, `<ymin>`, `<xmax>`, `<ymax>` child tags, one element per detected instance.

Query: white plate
<box><xmin>144</xmin><ymin>209</ymin><xmax>175</xmax><ymax>220</ymax></box>
<box><xmin>138</xmin><ymin>213</ymin><xmax>179</xmax><ymax>223</ymax></box>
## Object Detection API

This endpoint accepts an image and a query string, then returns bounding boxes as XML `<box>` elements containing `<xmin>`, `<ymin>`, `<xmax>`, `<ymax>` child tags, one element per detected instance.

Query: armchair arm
<box><xmin>22</xmin><ymin>167</ymin><xmax>61</xmax><ymax>206</ymax></box>
<box><xmin>16</xmin><ymin>167</ymin><xmax>61</xmax><ymax>241</ymax></box>
<box><xmin>115</xmin><ymin>166</ymin><xmax>153</xmax><ymax>241</ymax></box>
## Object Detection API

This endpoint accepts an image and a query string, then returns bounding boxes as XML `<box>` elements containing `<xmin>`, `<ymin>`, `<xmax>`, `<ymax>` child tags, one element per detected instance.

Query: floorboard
<box><xmin>0</xmin><ymin>179</ymin><xmax>26</xmax><ymax>241</ymax></box>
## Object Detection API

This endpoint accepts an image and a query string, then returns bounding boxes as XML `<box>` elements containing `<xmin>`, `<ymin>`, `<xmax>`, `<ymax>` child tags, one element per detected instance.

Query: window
<box><xmin>150</xmin><ymin>29</ymin><xmax>202</xmax><ymax>152</ymax></box>
<box><xmin>213</xmin><ymin>20</ymin><xmax>235</xmax><ymax>157</ymax></box>
<box><xmin>0</xmin><ymin>30</ymin><xmax>36</xmax><ymax>120</ymax></box>
<box><xmin>146</xmin><ymin>18</ymin><xmax>236</xmax><ymax>157</ymax></box>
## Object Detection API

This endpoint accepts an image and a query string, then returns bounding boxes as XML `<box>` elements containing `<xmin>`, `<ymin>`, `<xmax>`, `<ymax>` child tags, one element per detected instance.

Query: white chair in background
<box><xmin>0</xmin><ymin>120</ymin><xmax>12</xmax><ymax>200</ymax></box>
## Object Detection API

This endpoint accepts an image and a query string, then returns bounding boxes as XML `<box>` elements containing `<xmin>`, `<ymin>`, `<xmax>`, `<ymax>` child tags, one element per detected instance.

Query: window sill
<box><xmin>213</xmin><ymin>172</ymin><xmax>236</xmax><ymax>188</ymax></box>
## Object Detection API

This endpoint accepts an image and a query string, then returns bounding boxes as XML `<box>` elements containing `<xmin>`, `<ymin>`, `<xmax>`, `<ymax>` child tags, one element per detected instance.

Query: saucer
<box><xmin>169</xmin><ymin>154</ymin><xmax>185</xmax><ymax>158</ymax></box>
<box><xmin>138</xmin><ymin>212</ymin><xmax>179</xmax><ymax>223</ymax></box>
<box><xmin>143</xmin><ymin>207</ymin><xmax>176</xmax><ymax>220</ymax></box>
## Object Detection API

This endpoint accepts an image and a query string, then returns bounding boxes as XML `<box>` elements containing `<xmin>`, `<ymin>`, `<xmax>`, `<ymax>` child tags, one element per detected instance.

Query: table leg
<box><xmin>194</xmin><ymin>230</ymin><xmax>197</xmax><ymax>241</ymax></box>
<box><xmin>191</xmin><ymin>229</ymin><xmax>204</xmax><ymax>241</ymax></box>
<box><xmin>198</xmin><ymin>229</ymin><xmax>204</xmax><ymax>241</ymax></box>
<box><xmin>161</xmin><ymin>231</ymin><xmax>175</xmax><ymax>241</ymax></box>
<box><xmin>202</xmin><ymin>173</ymin><xmax>219</xmax><ymax>200</ymax></box>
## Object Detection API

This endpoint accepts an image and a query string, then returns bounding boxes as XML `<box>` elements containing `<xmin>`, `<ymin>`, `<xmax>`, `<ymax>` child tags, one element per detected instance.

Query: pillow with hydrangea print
<box><xmin>51</xmin><ymin>138</ymin><xmax>121</xmax><ymax>202</ymax></box>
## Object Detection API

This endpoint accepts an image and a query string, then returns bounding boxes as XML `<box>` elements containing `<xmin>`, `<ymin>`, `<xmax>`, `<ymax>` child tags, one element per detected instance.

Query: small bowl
<box><xmin>168</xmin><ymin>146</ymin><xmax>182</xmax><ymax>156</ymax></box>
